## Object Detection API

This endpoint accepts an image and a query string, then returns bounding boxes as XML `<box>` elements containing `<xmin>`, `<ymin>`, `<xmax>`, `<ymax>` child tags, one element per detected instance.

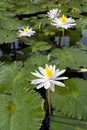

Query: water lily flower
<box><xmin>47</xmin><ymin>9</ymin><xmax>61</xmax><ymax>19</ymax></box>
<box><xmin>31</xmin><ymin>64</ymin><xmax>68</xmax><ymax>92</ymax></box>
<box><xmin>52</xmin><ymin>15</ymin><xmax>76</xmax><ymax>29</ymax></box>
<box><xmin>18</xmin><ymin>27</ymin><xmax>35</xmax><ymax>37</ymax></box>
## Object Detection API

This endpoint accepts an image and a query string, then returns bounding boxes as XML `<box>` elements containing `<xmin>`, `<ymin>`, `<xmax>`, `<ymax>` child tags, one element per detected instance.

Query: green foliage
<box><xmin>0</xmin><ymin>0</ymin><xmax>87</xmax><ymax>130</ymax></box>
<box><xmin>0</xmin><ymin>54</ymin><xmax>49</xmax><ymax>93</ymax></box>
<box><xmin>76</xmin><ymin>42</ymin><xmax>87</xmax><ymax>51</ymax></box>
<box><xmin>0</xmin><ymin>89</ymin><xmax>43</xmax><ymax>130</ymax></box>
<box><xmin>51</xmin><ymin>78</ymin><xmax>87</xmax><ymax>120</ymax></box>
<box><xmin>50</xmin><ymin>47</ymin><xmax>87</xmax><ymax>69</ymax></box>
<box><xmin>25</xmin><ymin>54</ymin><xmax>49</xmax><ymax>66</ymax></box>
<box><xmin>50</xmin><ymin>78</ymin><xmax>87</xmax><ymax>130</ymax></box>
<box><xmin>30</xmin><ymin>40</ymin><xmax>51</xmax><ymax>52</ymax></box>
<box><xmin>77</xmin><ymin>18</ymin><xmax>87</xmax><ymax>29</ymax></box>
<box><xmin>0</xmin><ymin>62</ymin><xmax>23</xmax><ymax>93</ymax></box>
<box><xmin>51</xmin><ymin>112</ymin><xmax>87</xmax><ymax>130</ymax></box>
<box><xmin>0</xmin><ymin>62</ymin><xmax>43</xmax><ymax>130</ymax></box>
<box><xmin>0</xmin><ymin>61</ymin><xmax>40</xmax><ymax>93</ymax></box>
<box><xmin>0</xmin><ymin>0</ymin><xmax>87</xmax><ymax>44</ymax></box>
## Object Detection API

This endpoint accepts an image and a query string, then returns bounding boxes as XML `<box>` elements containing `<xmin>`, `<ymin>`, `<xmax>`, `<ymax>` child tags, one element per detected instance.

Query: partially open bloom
<box><xmin>52</xmin><ymin>15</ymin><xmax>76</xmax><ymax>29</ymax></box>
<box><xmin>47</xmin><ymin>9</ymin><xmax>61</xmax><ymax>19</ymax></box>
<box><xmin>31</xmin><ymin>64</ymin><xmax>68</xmax><ymax>92</ymax></box>
<box><xmin>18</xmin><ymin>27</ymin><xmax>35</xmax><ymax>37</ymax></box>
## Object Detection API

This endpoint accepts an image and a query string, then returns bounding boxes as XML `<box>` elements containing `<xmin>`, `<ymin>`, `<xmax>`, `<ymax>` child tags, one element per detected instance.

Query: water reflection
<box><xmin>0</xmin><ymin>49</ymin><xmax>3</xmax><ymax>57</ymax></box>
<box><xmin>54</xmin><ymin>36</ymin><xmax>70</xmax><ymax>47</ymax></box>
<box><xmin>83</xmin><ymin>73</ymin><xmax>87</xmax><ymax>80</ymax></box>
<box><xmin>81</xmin><ymin>29</ymin><xmax>87</xmax><ymax>45</ymax></box>
<box><xmin>54</xmin><ymin>29</ymin><xmax>87</xmax><ymax>47</ymax></box>
<box><xmin>9</xmin><ymin>41</ymin><xmax>24</xmax><ymax>58</ymax></box>
<box><xmin>0</xmin><ymin>29</ymin><xmax>87</xmax><ymax>61</ymax></box>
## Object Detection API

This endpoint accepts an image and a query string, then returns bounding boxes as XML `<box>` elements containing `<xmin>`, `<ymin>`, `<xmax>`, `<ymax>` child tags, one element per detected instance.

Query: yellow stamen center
<box><xmin>23</xmin><ymin>28</ymin><xmax>29</xmax><ymax>33</ymax></box>
<box><xmin>45</xmin><ymin>68</ymin><xmax>53</xmax><ymax>78</ymax></box>
<box><xmin>60</xmin><ymin>16</ymin><xmax>67</xmax><ymax>23</ymax></box>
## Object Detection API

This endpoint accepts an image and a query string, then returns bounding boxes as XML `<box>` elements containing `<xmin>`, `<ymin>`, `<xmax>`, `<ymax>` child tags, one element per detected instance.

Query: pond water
<box><xmin>81</xmin><ymin>30</ymin><xmax>87</xmax><ymax>45</ymax></box>
<box><xmin>0</xmin><ymin>29</ymin><xmax>87</xmax><ymax>59</ymax></box>
<box><xmin>0</xmin><ymin>0</ymin><xmax>87</xmax><ymax>130</ymax></box>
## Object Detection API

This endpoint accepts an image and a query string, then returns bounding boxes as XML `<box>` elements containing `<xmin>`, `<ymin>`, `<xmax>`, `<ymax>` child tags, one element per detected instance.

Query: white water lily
<box><xmin>31</xmin><ymin>64</ymin><xmax>68</xmax><ymax>92</ymax></box>
<box><xmin>47</xmin><ymin>9</ymin><xmax>61</xmax><ymax>19</ymax></box>
<box><xmin>18</xmin><ymin>27</ymin><xmax>35</xmax><ymax>37</ymax></box>
<box><xmin>52</xmin><ymin>15</ymin><xmax>76</xmax><ymax>29</ymax></box>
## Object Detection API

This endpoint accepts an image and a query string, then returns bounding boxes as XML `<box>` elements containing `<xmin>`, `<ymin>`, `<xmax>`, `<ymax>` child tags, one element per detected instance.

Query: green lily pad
<box><xmin>76</xmin><ymin>42</ymin><xmax>87</xmax><ymax>51</ymax></box>
<box><xmin>0</xmin><ymin>62</ymin><xmax>23</xmax><ymax>93</ymax></box>
<box><xmin>0</xmin><ymin>61</ymin><xmax>40</xmax><ymax>93</ymax></box>
<box><xmin>51</xmin><ymin>112</ymin><xmax>87</xmax><ymax>130</ymax></box>
<box><xmin>51</xmin><ymin>78</ymin><xmax>87</xmax><ymax>120</ymax></box>
<box><xmin>0</xmin><ymin>30</ymin><xmax>18</xmax><ymax>44</ymax></box>
<box><xmin>25</xmin><ymin>53</ymin><xmax>49</xmax><ymax>67</ymax></box>
<box><xmin>77</xmin><ymin>18</ymin><xmax>87</xmax><ymax>29</ymax></box>
<box><xmin>50</xmin><ymin>47</ymin><xmax>87</xmax><ymax>69</ymax></box>
<box><xmin>31</xmin><ymin>41</ymin><xmax>51</xmax><ymax>51</ymax></box>
<box><xmin>0</xmin><ymin>88</ymin><xmax>43</xmax><ymax>130</ymax></box>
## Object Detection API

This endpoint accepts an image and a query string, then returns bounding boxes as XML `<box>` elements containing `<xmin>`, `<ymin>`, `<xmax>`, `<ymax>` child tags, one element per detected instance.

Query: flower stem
<box><xmin>48</xmin><ymin>88</ymin><xmax>51</xmax><ymax>115</ymax></box>
<box><xmin>62</xmin><ymin>28</ymin><xmax>65</xmax><ymax>46</ymax></box>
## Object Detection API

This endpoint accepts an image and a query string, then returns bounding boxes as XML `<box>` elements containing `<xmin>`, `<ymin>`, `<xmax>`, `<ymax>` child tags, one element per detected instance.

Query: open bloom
<box><xmin>47</xmin><ymin>9</ymin><xmax>61</xmax><ymax>19</ymax></box>
<box><xmin>31</xmin><ymin>64</ymin><xmax>68</xmax><ymax>92</ymax></box>
<box><xmin>52</xmin><ymin>15</ymin><xmax>76</xmax><ymax>29</ymax></box>
<box><xmin>18</xmin><ymin>27</ymin><xmax>35</xmax><ymax>37</ymax></box>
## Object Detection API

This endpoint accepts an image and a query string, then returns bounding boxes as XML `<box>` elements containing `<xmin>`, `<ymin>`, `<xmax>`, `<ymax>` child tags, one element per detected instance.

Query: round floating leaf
<box><xmin>0</xmin><ymin>59</ymin><xmax>49</xmax><ymax>93</ymax></box>
<box><xmin>0</xmin><ymin>62</ymin><xmax>23</xmax><ymax>93</ymax></box>
<box><xmin>77</xmin><ymin>18</ymin><xmax>87</xmax><ymax>29</ymax></box>
<box><xmin>51</xmin><ymin>47</ymin><xmax>87</xmax><ymax>69</ymax></box>
<box><xmin>51</xmin><ymin>78</ymin><xmax>87</xmax><ymax>120</ymax></box>
<box><xmin>51</xmin><ymin>112</ymin><xmax>87</xmax><ymax>130</ymax></box>
<box><xmin>81</xmin><ymin>1</ymin><xmax>87</xmax><ymax>12</ymax></box>
<box><xmin>23</xmin><ymin>55</ymin><xmax>49</xmax><ymax>89</ymax></box>
<box><xmin>0</xmin><ymin>30</ymin><xmax>18</xmax><ymax>44</ymax></box>
<box><xmin>76</xmin><ymin>42</ymin><xmax>87</xmax><ymax>51</ymax></box>
<box><xmin>0</xmin><ymin>61</ymin><xmax>39</xmax><ymax>93</ymax></box>
<box><xmin>32</xmin><ymin>41</ymin><xmax>51</xmax><ymax>51</ymax></box>
<box><xmin>0</xmin><ymin>88</ymin><xmax>43</xmax><ymax>130</ymax></box>
<box><xmin>25</xmin><ymin>54</ymin><xmax>49</xmax><ymax>67</ymax></box>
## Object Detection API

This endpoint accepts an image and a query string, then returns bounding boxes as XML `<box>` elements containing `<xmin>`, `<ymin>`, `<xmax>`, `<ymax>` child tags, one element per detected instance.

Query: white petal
<box><xmin>31</xmin><ymin>71</ymin><xmax>44</xmax><ymax>78</ymax></box>
<box><xmin>31</xmin><ymin>79</ymin><xmax>45</xmax><ymax>84</ymax></box>
<box><xmin>56</xmin><ymin>70</ymin><xmax>66</xmax><ymax>77</ymax></box>
<box><xmin>50</xmin><ymin>83</ymin><xmax>55</xmax><ymax>92</ymax></box>
<box><xmin>53</xmin><ymin>65</ymin><xmax>56</xmax><ymax>73</ymax></box>
<box><xmin>51</xmin><ymin>16</ymin><xmax>76</xmax><ymax>29</ymax></box>
<box><xmin>18</xmin><ymin>30</ymin><xmax>23</xmax><ymax>33</ymax></box>
<box><xmin>47</xmin><ymin>9</ymin><xmax>60</xmax><ymax>19</ymax></box>
<box><xmin>49</xmin><ymin>65</ymin><xmax>52</xmax><ymax>69</ymax></box>
<box><xmin>51</xmin><ymin>80</ymin><xmax>65</xmax><ymax>87</ymax></box>
<box><xmin>36</xmin><ymin>82</ymin><xmax>44</xmax><ymax>89</ymax></box>
<box><xmin>53</xmin><ymin>69</ymin><xmax>59</xmax><ymax>79</ymax></box>
<box><xmin>52</xmin><ymin>18</ymin><xmax>61</xmax><ymax>25</ymax></box>
<box><xmin>38</xmin><ymin>67</ymin><xmax>45</xmax><ymax>75</ymax></box>
<box><xmin>18</xmin><ymin>27</ymin><xmax>35</xmax><ymax>37</ymax></box>
<box><xmin>50</xmin><ymin>65</ymin><xmax>56</xmax><ymax>74</ymax></box>
<box><xmin>28</xmin><ymin>29</ymin><xmax>35</xmax><ymax>36</ymax></box>
<box><xmin>44</xmin><ymin>81</ymin><xmax>50</xmax><ymax>89</ymax></box>
<box><xmin>55</xmin><ymin>77</ymin><xmax>68</xmax><ymax>80</ymax></box>
<box><xmin>46</xmin><ymin>64</ymin><xmax>49</xmax><ymax>68</ymax></box>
